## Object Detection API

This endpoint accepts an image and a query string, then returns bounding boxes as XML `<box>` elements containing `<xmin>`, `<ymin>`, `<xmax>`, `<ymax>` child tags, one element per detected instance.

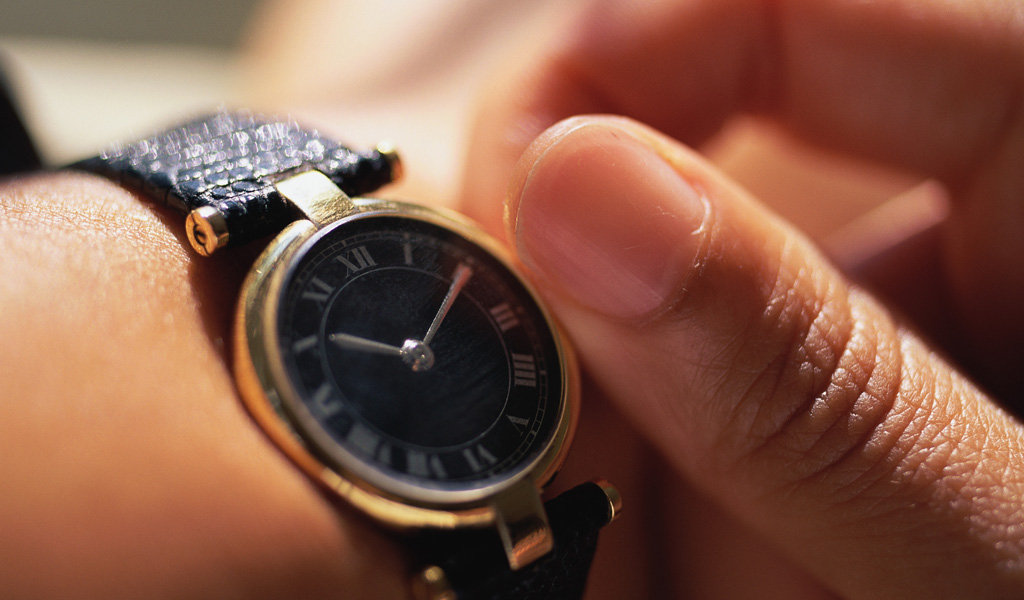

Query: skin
<box><xmin>0</xmin><ymin>174</ymin><xmax>406</xmax><ymax>599</ymax></box>
<box><xmin>1</xmin><ymin>0</ymin><xmax>1022</xmax><ymax>598</ymax></box>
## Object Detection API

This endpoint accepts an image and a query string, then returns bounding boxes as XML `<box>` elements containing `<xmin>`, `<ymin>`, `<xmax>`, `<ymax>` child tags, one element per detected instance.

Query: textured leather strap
<box><xmin>416</xmin><ymin>481</ymin><xmax>616</xmax><ymax>600</ymax></box>
<box><xmin>75</xmin><ymin>110</ymin><xmax>396</xmax><ymax>248</ymax></box>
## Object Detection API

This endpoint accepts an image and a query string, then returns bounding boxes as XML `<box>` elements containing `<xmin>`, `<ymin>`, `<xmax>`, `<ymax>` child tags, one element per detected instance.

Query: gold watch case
<box><xmin>231</xmin><ymin>171</ymin><xmax>579</xmax><ymax>568</ymax></box>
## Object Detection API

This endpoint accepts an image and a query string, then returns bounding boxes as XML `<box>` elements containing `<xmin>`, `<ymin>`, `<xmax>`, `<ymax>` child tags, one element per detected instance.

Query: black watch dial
<box><xmin>276</xmin><ymin>215</ymin><xmax>563</xmax><ymax>491</ymax></box>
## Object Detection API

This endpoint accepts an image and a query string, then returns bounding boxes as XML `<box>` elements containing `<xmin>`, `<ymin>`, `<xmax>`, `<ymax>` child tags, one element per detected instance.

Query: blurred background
<box><xmin>1</xmin><ymin>0</ymin><xmax>923</xmax><ymax>248</ymax></box>
<box><xmin>1</xmin><ymin>0</ymin><xmax>253</xmax><ymax>163</ymax></box>
<box><xmin>2</xmin><ymin>0</ymin><xmax>257</xmax><ymax>47</ymax></box>
<box><xmin>0</xmin><ymin>0</ymin><xmax>580</xmax><ymax>206</ymax></box>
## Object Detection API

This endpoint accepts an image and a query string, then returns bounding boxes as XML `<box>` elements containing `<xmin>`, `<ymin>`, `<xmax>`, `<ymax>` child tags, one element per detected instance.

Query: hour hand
<box><xmin>329</xmin><ymin>332</ymin><xmax>404</xmax><ymax>356</ymax></box>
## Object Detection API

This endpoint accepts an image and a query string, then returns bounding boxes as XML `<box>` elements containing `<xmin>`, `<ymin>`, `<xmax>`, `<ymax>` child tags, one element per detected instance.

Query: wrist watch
<box><xmin>75</xmin><ymin>110</ymin><xmax>620</xmax><ymax>599</ymax></box>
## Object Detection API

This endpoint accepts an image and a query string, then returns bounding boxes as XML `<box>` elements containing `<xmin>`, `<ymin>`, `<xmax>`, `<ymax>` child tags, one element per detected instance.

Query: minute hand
<box><xmin>422</xmin><ymin>262</ymin><xmax>473</xmax><ymax>345</ymax></box>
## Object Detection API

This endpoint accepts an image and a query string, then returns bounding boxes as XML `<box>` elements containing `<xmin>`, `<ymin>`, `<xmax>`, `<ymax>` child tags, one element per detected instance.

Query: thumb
<box><xmin>509</xmin><ymin>116</ymin><xmax>1024</xmax><ymax>599</ymax></box>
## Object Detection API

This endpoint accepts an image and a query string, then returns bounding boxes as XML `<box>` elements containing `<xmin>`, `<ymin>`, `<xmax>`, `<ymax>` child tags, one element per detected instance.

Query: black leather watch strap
<box><xmin>415</xmin><ymin>481</ymin><xmax>618</xmax><ymax>600</ymax></box>
<box><xmin>74</xmin><ymin>110</ymin><xmax>397</xmax><ymax>249</ymax></box>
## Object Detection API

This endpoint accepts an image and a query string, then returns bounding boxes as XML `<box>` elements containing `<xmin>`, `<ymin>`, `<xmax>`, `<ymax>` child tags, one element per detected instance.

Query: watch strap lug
<box><xmin>413</xmin><ymin>480</ymin><xmax>620</xmax><ymax>600</ymax></box>
<box><xmin>492</xmin><ymin>481</ymin><xmax>553</xmax><ymax>571</ymax></box>
<box><xmin>274</xmin><ymin>169</ymin><xmax>356</xmax><ymax>226</ymax></box>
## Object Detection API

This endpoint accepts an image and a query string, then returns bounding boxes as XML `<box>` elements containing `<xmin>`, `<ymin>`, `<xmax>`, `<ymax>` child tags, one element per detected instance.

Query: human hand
<box><xmin>458</xmin><ymin>1</ymin><xmax>1024</xmax><ymax>598</ymax></box>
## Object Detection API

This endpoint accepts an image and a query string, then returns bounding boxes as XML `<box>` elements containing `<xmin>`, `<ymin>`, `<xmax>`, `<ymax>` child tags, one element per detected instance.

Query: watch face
<box><xmin>275</xmin><ymin>215</ymin><xmax>564</xmax><ymax>494</ymax></box>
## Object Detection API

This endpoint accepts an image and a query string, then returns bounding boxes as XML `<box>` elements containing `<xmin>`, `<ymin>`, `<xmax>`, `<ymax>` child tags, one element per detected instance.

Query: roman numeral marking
<box><xmin>347</xmin><ymin>422</ymin><xmax>380</xmax><ymax>456</ymax></box>
<box><xmin>407</xmin><ymin>451</ymin><xmax>427</xmax><ymax>477</ymax></box>
<box><xmin>430</xmin><ymin>455</ymin><xmax>446</xmax><ymax>479</ymax></box>
<box><xmin>310</xmin><ymin>383</ymin><xmax>342</xmax><ymax>418</ymax></box>
<box><xmin>506</xmin><ymin>415</ymin><xmax>530</xmax><ymax>433</ymax></box>
<box><xmin>512</xmin><ymin>353</ymin><xmax>537</xmax><ymax>387</ymax></box>
<box><xmin>377</xmin><ymin>443</ymin><xmax>392</xmax><ymax>466</ymax></box>
<box><xmin>489</xmin><ymin>303</ymin><xmax>520</xmax><ymax>332</ymax></box>
<box><xmin>462</xmin><ymin>445</ymin><xmax>498</xmax><ymax>473</ymax></box>
<box><xmin>402</xmin><ymin>234</ymin><xmax>414</xmax><ymax>265</ymax></box>
<box><xmin>291</xmin><ymin>335</ymin><xmax>318</xmax><ymax>353</ymax></box>
<box><xmin>301</xmin><ymin>277</ymin><xmax>334</xmax><ymax>310</ymax></box>
<box><xmin>335</xmin><ymin>245</ymin><xmax>376</xmax><ymax>274</ymax></box>
<box><xmin>406</xmin><ymin>450</ymin><xmax>447</xmax><ymax>479</ymax></box>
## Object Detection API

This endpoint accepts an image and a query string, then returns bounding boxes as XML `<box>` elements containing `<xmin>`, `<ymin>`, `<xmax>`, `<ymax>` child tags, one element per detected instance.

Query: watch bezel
<box><xmin>233</xmin><ymin>198</ymin><xmax>579</xmax><ymax>530</ymax></box>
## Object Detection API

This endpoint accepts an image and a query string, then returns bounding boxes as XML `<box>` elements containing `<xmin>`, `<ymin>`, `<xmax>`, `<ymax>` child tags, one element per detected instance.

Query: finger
<box><xmin>459</xmin><ymin>0</ymin><xmax>1024</xmax><ymax>390</ymax></box>
<box><xmin>463</xmin><ymin>0</ymin><xmax>1022</xmax><ymax>224</ymax></box>
<box><xmin>821</xmin><ymin>183</ymin><xmax>960</xmax><ymax>354</ymax></box>
<box><xmin>508</xmin><ymin>116</ymin><xmax>1024</xmax><ymax>599</ymax></box>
